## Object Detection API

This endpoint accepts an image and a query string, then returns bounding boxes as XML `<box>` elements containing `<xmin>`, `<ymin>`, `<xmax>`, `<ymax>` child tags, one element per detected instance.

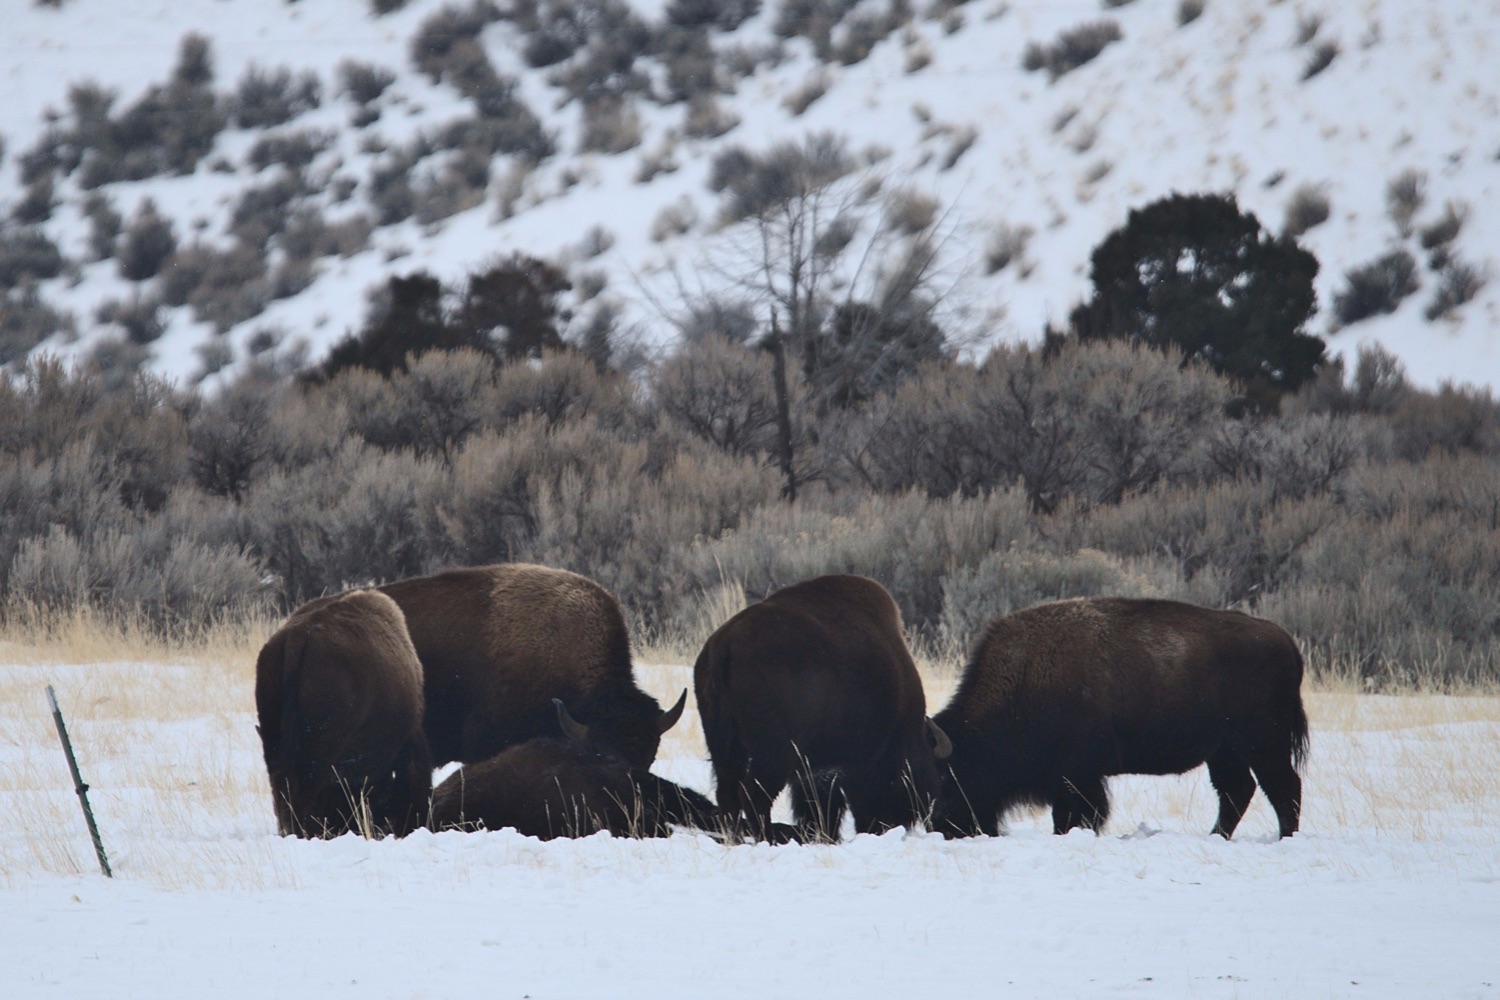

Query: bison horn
<box><xmin>552</xmin><ymin>698</ymin><xmax>590</xmax><ymax>743</ymax></box>
<box><xmin>658</xmin><ymin>689</ymin><xmax>688</xmax><ymax>734</ymax></box>
<box><xmin>926</xmin><ymin>718</ymin><xmax>953</xmax><ymax>760</ymax></box>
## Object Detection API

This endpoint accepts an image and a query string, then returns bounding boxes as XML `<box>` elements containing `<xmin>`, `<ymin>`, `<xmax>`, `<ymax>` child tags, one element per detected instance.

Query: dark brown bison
<box><xmin>429</xmin><ymin>707</ymin><xmax>717</xmax><ymax>840</ymax></box>
<box><xmin>934</xmin><ymin>597</ymin><xmax>1309</xmax><ymax>840</ymax></box>
<box><xmin>255</xmin><ymin>589</ymin><xmax>432</xmax><ymax>838</ymax></box>
<box><xmin>694</xmin><ymin>574</ymin><xmax>953</xmax><ymax>843</ymax></box>
<box><xmin>349</xmin><ymin>564</ymin><xmax>684</xmax><ymax>769</ymax></box>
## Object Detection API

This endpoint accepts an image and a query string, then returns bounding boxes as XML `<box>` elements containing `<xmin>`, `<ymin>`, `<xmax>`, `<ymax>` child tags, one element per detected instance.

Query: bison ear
<box><xmin>552</xmin><ymin>698</ymin><xmax>590</xmax><ymax>743</ymax></box>
<box><xmin>658</xmin><ymin>689</ymin><xmax>688</xmax><ymax>734</ymax></box>
<box><xmin>926</xmin><ymin>718</ymin><xmax>953</xmax><ymax>760</ymax></box>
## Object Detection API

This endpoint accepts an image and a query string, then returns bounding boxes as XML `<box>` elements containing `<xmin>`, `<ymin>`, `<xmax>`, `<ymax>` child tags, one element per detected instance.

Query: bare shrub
<box><xmin>8</xmin><ymin>522</ymin><xmax>268</xmax><ymax>628</ymax></box>
<box><xmin>247</xmin><ymin>128</ymin><xmax>333</xmax><ymax>173</ymax></box>
<box><xmin>243</xmin><ymin>441</ymin><xmax>447</xmax><ymax>604</ymax></box>
<box><xmin>13</xmin><ymin>175</ymin><xmax>56</xmax><ymax>225</ymax></box>
<box><xmin>1390</xmin><ymin>384</ymin><xmax>1500</xmax><ymax>461</ymax></box>
<box><xmin>411</xmin><ymin>149</ymin><xmax>492</xmax><ymax>224</ymax></box>
<box><xmin>579</xmin><ymin>95</ymin><xmax>643</xmax><ymax>154</ymax></box>
<box><xmin>96</xmin><ymin>293</ymin><xmax>166</xmax><ymax>345</ymax></box>
<box><xmin>1282</xmin><ymin>183</ymin><xmax>1330</xmax><ymax>238</ymax></box>
<box><xmin>82</xmin><ymin>192</ymin><xmax>122</xmax><ymax>261</ymax></box>
<box><xmin>651</xmin><ymin>335</ymin><xmax>784</xmax><ymax>458</ymax></box>
<box><xmin>852</xmin><ymin>342</ymin><xmax>1229</xmax><ymax>510</ymax></box>
<box><xmin>231</xmin><ymin>64</ymin><xmax>322</xmax><ymax>128</ymax></box>
<box><xmin>1022</xmin><ymin>20</ymin><xmax>1122</xmax><ymax>81</ymax></box>
<box><xmin>1078</xmin><ymin>479</ymin><xmax>1335</xmax><ymax>608</ymax></box>
<box><xmin>1425</xmin><ymin>258</ymin><xmax>1487</xmax><ymax>321</ymax></box>
<box><xmin>329</xmin><ymin>349</ymin><xmax>499</xmax><ymax>460</ymax></box>
<box><xmin>117</xmin><ymin>199</ymin><xmax>178</xmax><ymax>281</ymax></box>
<box><xmin>651</xmin><ymin>198</ymin><xmax>699</xmax><ymax>242</ymax></box>
<box><xmin>1177</xmin><ymin>0</ymin><xmax>1205</xmax><ymax>26</ymax></box>
<box><xmin>1385</xmin><ymin>169</ymin><xmax>1427</xmax><ymax>237</ymax></box>
<box><xmin>1301</xmin><ymin>40</ymin><xmax>1338</xmax><ymax>80</ymax></box>
<box><xmin>884</xmin><ymin>188</ymin><xmax>939</xmax><ymax>236</ymax></box>
<box><xmin>684</xmin><ymin>94</ymin><xmax>739</xmax><ymax>140</ymax></box>
<box><xmin>338</xmin><ymin>60</ymin><xmax>397</xmax><ymax>106</ymax></box>
<box><xmin>659</xmin><ymin>24</ymin><xmax>719</xmax><ymax>104</ymax></box>
<box><xmin>681</xmin><ymin>487</ymin><xmax>1036</xmax><ymax>637</ymax></box>
<box><xmin>492</xmin><ymin>349</ymin><xmax>635</xmax><ymax>429</ymax></box>
<box><xmin>708</xmin><ymin>132</ymin><xmax>855</xmax><ymax>222</ymax></box>
<box><xmin>831</xmin><ymin>3</ymin><xmax>910</xmax><ymax>65</ymax></box>
<box><xmin>1208</xmin><ymin>412</ymin><xmax>1364</xmax><ymax>500</ymax></box>
<box><xmin>0</xmin><ymin>223</ymin><xmax>65</xmax><ymax>287</ymax></box>
<box><xmin>1418</xmin><ymin>200</ymin><xmax>1469</xmax><ymax>252</ymax></box>
<box><xmin>1349</xmin><ymin>342</ymin><xmax>1409</xmax><ymax>415</ymax></box>
<box><xmin>983</xmin><ymin>221</ymin><xmax>1033</xmax><ymax>274</ymax></box>
<box><xmin>183</xmin><ymin>243</ymin><xmax>271</xmax><ymax>333</ymax></box>
<box><xmin>783</xmin><ymin>72</ymin><xmax>829</xmax><ymax>115</ymax></box>
<box><xmin>1</xmin><ymin>287</ymin><xmax>74</xmax><ymax>366</ymax></box>
<box><xmin>1294</xmin><ymin>12</ymin><xmax>1323</xmax><ymax>46</ymax></box>
<box><xmin>189</xmin><ymin>378</ymin><xmax>273</xmax><ymax>500</ymax></box>
<box><xmin>230</xmin><ymin>173</ymin><xmax>310</xmax><ymax>243</ymax></box>
<box><xmin>411</xmin><ymin>1</ymin><xmax>501</xmax><ymax>81</ymax></box>
<box><xmin>667</xmin><ymin>0</ymin><xmax>760</xmax><ymax>31</ymax></box>
<box><xmin>1333</xmin><ymin>249</ymin><xmax>1419</xmax><ymax>327</ymax></box>
<box><xmin>936</xmin><ymin>547</ymin><xmax>1181</xmax><ymax>657</ymax></box>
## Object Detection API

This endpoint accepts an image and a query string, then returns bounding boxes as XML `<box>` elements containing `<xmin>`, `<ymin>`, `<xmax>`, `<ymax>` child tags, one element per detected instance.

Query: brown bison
<box><xmin>694</xmin><ymin>574</ymin><xmax>953</xmax><ymax>843</ymax></box>
<box><xmin>255</xmin><ymin>589</ymin><xmax>432</xmax><ymax>838</ymax></box>
<box><xmin>342</xmin><ymin>564</ymin><xmax>684</xmax><ymax>769</ymax></box>
<box><xmin>429</xmin><ymin>706</ymin><xmax>717</xmax><ymax>840</ymax></box>
<box><xmin>934</xmin><ymin>597</ymin><xmax>1309</xmax><ymax>840</ymax></box>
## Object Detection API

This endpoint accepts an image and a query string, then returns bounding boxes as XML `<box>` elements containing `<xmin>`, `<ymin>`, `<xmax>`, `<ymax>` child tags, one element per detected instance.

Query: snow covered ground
<box><xmin>2</xmin><ymin>653</ymin><xmax>1497</xmax><ymax>998</ymax></box>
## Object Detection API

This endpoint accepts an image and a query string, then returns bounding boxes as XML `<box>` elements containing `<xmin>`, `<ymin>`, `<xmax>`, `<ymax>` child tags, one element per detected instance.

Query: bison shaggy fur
<box><xmin>694</xmin><ymin>574</ymin><xmax>951</xmax><ymax>842</ymax></box>
<box><xmin>934</xmin><ymin>597</ymin><xmax>1309</xmax><ymax>839</ymax></box>
<box><xmin>255</xmin><ymin>589</ymin><xmax>432</xmax><ymax>838</ymax></box>
<box><xmin>429</xmin><ymin>735</ymin><xmax>717</xmax><ymax>840</ymax></box>
<box><xmin>355</xmin><ymin>564</ymin><xmax>684</xmax><ymax>769</ymax></box>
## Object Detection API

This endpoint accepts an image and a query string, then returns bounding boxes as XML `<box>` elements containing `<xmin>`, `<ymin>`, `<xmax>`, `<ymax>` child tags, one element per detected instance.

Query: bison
<box><xmin>328</xmin><ymin>564</ymin><xmax>685</xmax><ymax>769</ymax></box>
<box><xmin>934</xmin><ymin>597</ymin><xmax>1309</xmax><ymax>840</ymax></box>
<box><xmin>694</xmin><ymin>574</ymin><xmax>952</xmax><ymax>843</ymax></box>
<box><xmin>429</xmin><ymin>703</ymin><xmax>717</xmax><ymax>840</ymax></box>
<box><xmin>255</xmin><ymin>589</ymin><xmax>432</xmax><ymax>838</ymax></box>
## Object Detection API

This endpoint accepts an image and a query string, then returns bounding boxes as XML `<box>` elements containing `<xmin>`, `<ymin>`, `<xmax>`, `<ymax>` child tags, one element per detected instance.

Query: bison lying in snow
<box><xmin>314</xmin><ymin>564</ymin><xmax>686</xmax><ymax>769</ymax></box>
<box><xmin>255</xmin><ymin>590</ymin><xmax>432</xmax><ymax>838</ymax></box>
<box><xmin>934</xmin><ymin>597</ymin><xmax>1309</xmax><ymax>840</ymax></box>
<box><xmin>429</xmin><ymin>708</ymin><xmax>716</xmax><ymax>840</ymax></box>
<box><xmin>694</xmin><ymin>574</ymin><xmax>952</xmax><ymax>842</ymax></box>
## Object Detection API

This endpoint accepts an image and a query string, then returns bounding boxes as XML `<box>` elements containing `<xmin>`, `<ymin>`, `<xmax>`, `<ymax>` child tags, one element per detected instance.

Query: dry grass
<box><xmin>3</xmin><ymin>609</ymin><xmax>1497</xmax><ymax>887</ymax></box>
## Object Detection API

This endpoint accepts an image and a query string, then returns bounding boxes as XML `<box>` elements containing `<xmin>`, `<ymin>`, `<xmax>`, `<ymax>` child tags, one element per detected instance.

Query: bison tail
<box><xmin>1287</xmin><ymin>694</ymin><xmax>1311</xmax><ymax>772</ymax></box>
<box><xmin>1284</xmin><ymin>645</ymin><xmax>1311</xmax><ymax>772</ymax></box>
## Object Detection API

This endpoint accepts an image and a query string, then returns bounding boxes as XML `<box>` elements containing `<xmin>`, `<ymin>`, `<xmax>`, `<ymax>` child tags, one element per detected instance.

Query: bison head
<box><xmin>552</xmin><ymin>689</ymin><xmax>688</xmax><ymax>769</ymax></box>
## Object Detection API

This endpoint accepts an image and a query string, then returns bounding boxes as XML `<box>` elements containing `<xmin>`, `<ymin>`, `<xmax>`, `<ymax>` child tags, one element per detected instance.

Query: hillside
<box><xmin>3</xmin><ymin>0</ymin><xmax>1499</xmax><ymax>388</ymax></box>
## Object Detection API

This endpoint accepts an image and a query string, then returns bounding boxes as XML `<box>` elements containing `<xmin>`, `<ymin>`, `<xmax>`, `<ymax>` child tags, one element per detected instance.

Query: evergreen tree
<box><xmin>1070</xmin><ymin>192</ymin><xmax>1324</xmax><ymax>407</ymax></box>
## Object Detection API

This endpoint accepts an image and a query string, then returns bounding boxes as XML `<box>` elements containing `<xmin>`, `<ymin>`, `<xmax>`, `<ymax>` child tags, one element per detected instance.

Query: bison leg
<box><xmin>715</xmin><ymin>745</ymin><xmax>796</xmax><ymax>843</ymax></box>
<box><xmin>790</xmin><ymin>769</ymin><xmax>846</xmax><ymax>843</ymax></box>
<box><xmin>1207</xmin><ymin>752</ymin><xmax>1258</xmax><ymax>839</ymax></box>
<box><xmin>1250</xmin><ymin>755</ymin><xmax>1303</xmax><ymax>838</ymax></box>
<box><xmin>385</xmin><ymin>734</ymin><xmax>435</xmax><ymax>837</ymax></box>
<box><xmin>1051</xmin><ymin>775</ymin><xmax>1109</xmax><ymax>835</ymax></box>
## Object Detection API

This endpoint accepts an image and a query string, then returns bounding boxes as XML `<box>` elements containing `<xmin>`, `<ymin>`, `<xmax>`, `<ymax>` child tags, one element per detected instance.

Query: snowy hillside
<box><xmin>4</xmin><ymin>0</ymin><xmax>1499</xmax><ymax>388</ymax></box>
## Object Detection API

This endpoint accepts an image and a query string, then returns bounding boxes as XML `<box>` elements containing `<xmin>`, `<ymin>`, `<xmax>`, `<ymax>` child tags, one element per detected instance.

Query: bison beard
<box><xmin>934</xmin><ymin>597</ymin><xmax>1309</xmax><ymax>840</ymax></box>
<box><xmin>694</xmin><ymin>574</ymin><xmax>951</xmax><ymax>843</ymax></box>
<box><xmin>428</xmin><ymin>736</ymin><xmax>717</xmax><ymax>840</ymax></box>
